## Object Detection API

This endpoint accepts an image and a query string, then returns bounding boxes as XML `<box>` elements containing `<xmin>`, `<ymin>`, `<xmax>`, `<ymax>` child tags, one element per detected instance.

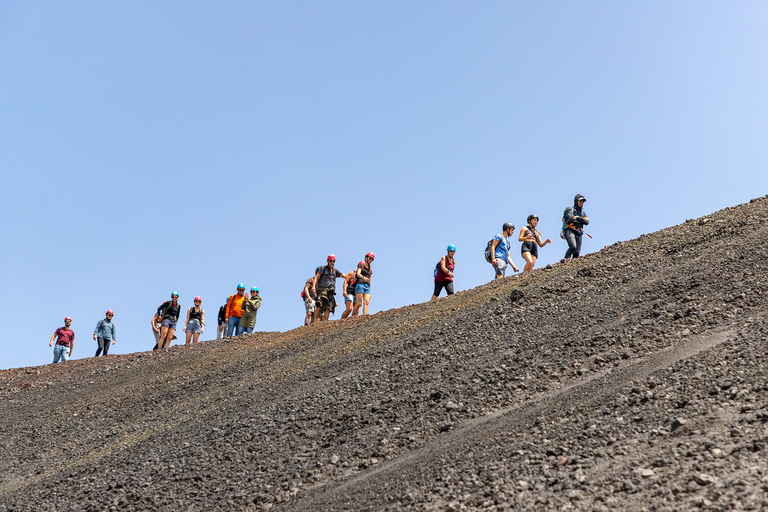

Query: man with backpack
<box><xmin>487</xmin><ymin>223</ymin><xmax>519</xmax><ymax>280</ymax></box>
<box><xmin>561</xmin><ymin>194</ymin><xmax>589</xmax><ymax>261</ymax></box>
<box><xmin>311</xmin><ymin>254</ymin><xmax>349</xmax><ymax>321</ymax></box>
<box><xmin>93</xmin><ymin>310</ymin><xmax>116</xmax><ymax>357</ymax></box>
<box><xmin>225</xmin><ymin>284</ymin><xmax>247</xmax><ymax>336</ymax></box>
<box><xmin>49</xmin><ymin>317</ymin><xmax>75</xmax><ymax>363</ymax></box>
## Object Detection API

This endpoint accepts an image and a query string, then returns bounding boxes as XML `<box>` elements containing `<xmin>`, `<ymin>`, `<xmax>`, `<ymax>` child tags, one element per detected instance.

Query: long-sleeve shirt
<box><xmin>93</xmin><ymin>319</ymin><xmax>116</xmax><ymax>340</ymax></box>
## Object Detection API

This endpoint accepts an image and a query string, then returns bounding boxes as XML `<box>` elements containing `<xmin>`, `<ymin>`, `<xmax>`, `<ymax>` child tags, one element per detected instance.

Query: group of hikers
<box><xmin>47</xmin><ymin>195</ymin><xmax>589</xmax><ymax>363</ymax></box>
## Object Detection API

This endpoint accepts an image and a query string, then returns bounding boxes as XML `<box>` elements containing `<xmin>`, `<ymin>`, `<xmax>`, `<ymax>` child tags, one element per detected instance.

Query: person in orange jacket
<box><xmin>225</xmin><ymin>284</ymin><xmax>247</xmax><ymax>336</ymax></box>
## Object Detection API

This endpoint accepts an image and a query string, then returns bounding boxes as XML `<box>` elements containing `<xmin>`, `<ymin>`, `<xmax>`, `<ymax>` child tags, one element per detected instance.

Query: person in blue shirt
<box><xmin>490</xmin><ymin>222</ymin><xmax>519</xmax><ymax>280</ymax></box>
<box><xmin>93</xmin><ymin>310</ymin><xmax>116</xmax><ymax>356</ymax></box>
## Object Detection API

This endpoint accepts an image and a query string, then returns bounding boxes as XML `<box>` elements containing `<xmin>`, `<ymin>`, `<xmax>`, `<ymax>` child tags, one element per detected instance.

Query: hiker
<box><xmin>431</xmin><ymin>245</ymin><xmax>456</xmax><ymax>301</ymax></box>
<box><xmin>240</xmin><ymin>287</ymin><xmax>262</xmax><ymax>333</ymax></box>
<box><xmin>352</xmin><ymin>252</ymin><xmax>375</xmax><ymax>316</ymax></box>
<box><xmin>151</xmin><ymin>312</ymin><xmax>162</xmax><ymax>350</ymax></box>
<box><xmin>312</xmin><ymin>255</ymin><xmax>348</xmax><ymax>321</ymax></box>
<box><xmin>156</xmin><ymin>292</ymin><xmax>181</xmax><ymax>350</ymax></box>
<box><xmin>519</xmin><ymin>215</ymin><xmax>551</xmax><ymax>272</ymax></box>
<box><xmin>93</xmin><ymin>310</ymin><xmax>116</xmax><ymax>356</ymax></box>
<box><xmin>216</xmin><ymin>299</ymin><xmax>227</xmax><ymax>339</ymax></box>
<box><xmin>562</xmin><ymin>194</ymin><xmax>589</xmax><ymax>261</ymax></box>
<box><xmin>302</xmin><ymin>277</ymin><xmax>317</xmax><ymax>325</ymax></box>
<box><xmin>49</xmin><ymin>317</ymin><xmax>75</xmax><ymax>363</ymax></box>
<box><xmin>341</xmin><ymin>262</ymin><xmax>362</xmax><ymax>318</ymax></box>
<box><xmin>225</xmin><ymin>284</ymin><xmax>247</xmax><ymax>336</ymax></box>
<box><xmin>490</xmin><ymin>223</ymin><xmax>519</xmax><ymax>279</ymax></box>
<box><xmin>183</xmin><ymin>297</ymin><xmax>205</xmax><ymax>344</ymax></box>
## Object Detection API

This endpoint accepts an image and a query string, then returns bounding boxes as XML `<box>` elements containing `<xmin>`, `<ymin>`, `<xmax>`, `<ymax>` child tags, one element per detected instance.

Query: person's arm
<box><xmin>183</xmin><ymin>308</ymin><xmax>191</xmax><ymax>332</ymax></box>
<box><xmin>49</xmin><ymin>329</ymin><xmax>58</xmax><ymax>347</ymax></box>
<box><xmin>518</xmin><ymin>228</ymin><xmax>532</xmax><ymax>243</ymax></box>
<box><xmin>93</xmin><ymin>320</ymin><xmax>101</xmax><ymax>341</ymax></box>
<box><xmin>506</xmin><ymin>242</ymin><xmax>519</xmax><ymax>272</ymax></box>
<box><xmin>224</xmin><ymin>297</ymin><xmax>231</xmax><ymax>322</ymax></box>
<box><xmin>537</xmin><ymin>229</ymin><xmax>552</xmax><ymax>247</ymax></box>
<box><xmin>254</xmin><ymin>296</ymin><xmax>262</xmax><ymax>309</ymax></box>
<box><xmin>356</xmin><ymin>267</ymin><xmax>365</xmax><ymax>283</ymax></box>
<box><xmin>342</xmin><ymin>274</ymin><xmax>352</xmax><ymax>292</ymax></box>
<box><xmin>311</xmin><ymin>271</ymin><xmax>321</xmax><ymax>292</ymax></box>
<box><xmin>70</xmin><ymin>332</ymin><xmax>74</xmax><ymax>356</ymax></box>
<box><xmin>439</xmin><ymin>256</ymin><xmax>451</xmax><ymax>277</ymax></box>
<box><xmin>151</xmin><ymin>314</ymin><xmax>160</xmax><ymax>333</ymax></box>
<box><xmin>111</xmin><ymin>322</ymin><xmax>116</xmax><ymax>344</ymax></box>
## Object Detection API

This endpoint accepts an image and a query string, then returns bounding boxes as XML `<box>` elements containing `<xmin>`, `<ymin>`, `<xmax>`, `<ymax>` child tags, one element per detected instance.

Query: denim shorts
<box><xmin>186</xmin><ymin>319</ymin><xmax>202</xmax><ymax>334</ymax></box>
<box><xmin>161</xmin><ymin>318</ymin><xmax>177</xmax><ymax>330</ymax></box>
<box><xmin>355</xmin><ymin>283</ymin><xmax>372</xmax><ymax>295</ymax></box>
<box><xmin>345</xmin><ymin>293</ymin><xmax>356</xmax><ymax>303</ymax></box>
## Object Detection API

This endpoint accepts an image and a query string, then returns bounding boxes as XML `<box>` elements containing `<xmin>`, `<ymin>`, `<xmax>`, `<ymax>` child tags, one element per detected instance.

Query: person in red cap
<box><xmin>183</xmin><ymin>297</ymin><xmax>205</xmax><ymax>344</ymax></box>
<box><xmin>93</xmin><ymin>310</ymin><xmax>117</xmax><ymax>356</ymax></box>
<box><xmin>341</xmin><ymin>261</ymin><xmax>364</xmax><ymax>319</ymax></box>
<box><xmin>311</xmin><ymin>254</ymin><xmax>350</xmax><ymax>321</ymax></box>
<box><xmin>50</xmin><ymin>317</ymin><xmax>75</xmax><ymax>363</ymax></box>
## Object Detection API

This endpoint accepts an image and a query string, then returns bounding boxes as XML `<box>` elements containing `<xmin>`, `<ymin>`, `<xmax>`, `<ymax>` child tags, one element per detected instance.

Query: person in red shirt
<box><xmin>49</xmin><ymin>317</ymin><xmax>75</xmax><ymax>363</ymax></box>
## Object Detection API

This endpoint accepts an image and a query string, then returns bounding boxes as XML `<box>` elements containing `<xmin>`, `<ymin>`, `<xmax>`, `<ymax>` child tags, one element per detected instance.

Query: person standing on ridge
<box><xmin>151</xmin><ymin>312</ymin><xmax>163</xmax><ymax>350</ymax></box>
<box><xmin>183</xmin><ymin>297</ymin><xmax>205</xmax><ymax>344</ymax></box>
<box><xmin>341</xmin><ymin>262</ymin><xmax>362</xmax><ymax>318</ymax></box>
<box><xmin>50</xmin><ymin>317</ymin><xmax>75</xmax><ymax>363</ymax></box>
<box><xmin>302</xmin><ymin>277</ymin><xmax>317</xmax><ymax>325</ymax></box>
<box><xmin>312</xmin><ymin>255</ymin><xmax>348</xmax><ymax>321</ymax></box>
<box><xmin>352</xmin><ymin>252</ymin><xmax>375</xmax><ymax>316</ymax></box>
<box><xmin>240</xmin><ymin>287</ymin><xmax>262</xmax><ymax>333</ymax></box>
<box><xmin>431</xmin><ymin>245</ymin><xmax>456</xmax><ymax>301</ymax></box>
<box><xmin>561</xmin><ymin>194</ymin><xmax>589</xmax><ymax>261</ymax></box>
<box><xmin>217</xmin><ymin>298</ymin><xmax>228</xmax><ymax>339</ymax></box>
<box><xmin>157</xmin><ymin>292</ymin><xmax>181</xmax><ymax>350</ymax></box>
<box><xmin>93</xmin><ymin>310</ymin><xmax>116</xmax><ymax>356</ymax></box>
<box><xmin>225</xmin><ymin>284</ymin><xmax>247</xmax><ymax>336</ymax></box>
<box><xmin>490</xmin><ymin>223</ymin><xmax>519</xmax><ymax>280</ymax></box>
<box><xmin>519</xmin><ymin>215</ymin><xmax>551</xmax><ymax>272</ymax></box>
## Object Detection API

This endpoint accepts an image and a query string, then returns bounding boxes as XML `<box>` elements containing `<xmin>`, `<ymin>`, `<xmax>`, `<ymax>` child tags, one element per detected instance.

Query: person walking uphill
<box><xmin>519</xmin><ymin>215</ymin><xmax>551</xmax><ymax>272</ymax></box>
<box><xmin>312</xmin><ymin>255</ymin><xmax>348</xmax><ymax>321</ymax></box>
<box><xmin>431</xmin><ymin>245</ymin><xmax>456</xmax><ymax>301</ymax></box>
<box><xmin>156</xmin><ymin>292</ymin><xmax>181</xmax><ymax>350</ymax></box>
<box><xmin>50</xmin><ymin>317</ymin><xmax>75</xmax><ymax>363</ymax></box>
<box><xmin>93</xmin><ymin>310</ymin><xmax>116</xmax><ymax>356</ymax></box>
<box><xmin>240</xmin><ymin>287</ymin><xmax>262</xmax><ymax>333</ymax></box>
<box><xmin>352</xmin><ymin>252</ymin><xmax>375</xmax><ymax>316</ymax></box>
<box><xmin>489</xmin><ymin>223</ymin><xmax>519</xmax><ymax>280</ymax></box>
<box><xmin>561</xmin><ymin>194</ymin><xmax>589</xmax><ymax>261</ymax></box>
<box><xmin>217</xmin><ymin>299</ymin><xmax>228</xmax><ymax>339</ymax></box>
<box><xmin>225</xmin><ymin>284</ymin><xmax>247</xmax><ymax>336</ymax></box>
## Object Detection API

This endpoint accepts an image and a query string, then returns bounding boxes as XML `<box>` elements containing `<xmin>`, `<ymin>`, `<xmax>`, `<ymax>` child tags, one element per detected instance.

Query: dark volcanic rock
<box><xmin>2</xmin><ymin>196</ymin><xmax>768</xmax><ymax>511</ymax></box>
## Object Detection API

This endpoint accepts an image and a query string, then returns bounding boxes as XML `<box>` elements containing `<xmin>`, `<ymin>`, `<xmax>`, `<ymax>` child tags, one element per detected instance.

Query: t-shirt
<box><xmin>493</xmin><ymin>234</ymin><xmax>510</xmax><ymax>260</ymax></box>
<box><xmin>55</xmin><ymin>327</ymin><xmax>75</xmax><ymax>347</ymax></box>
<box><xmin>315</xmin><ymin>266</ymin><xmax>343</xmax><ymax>288</ymax></box>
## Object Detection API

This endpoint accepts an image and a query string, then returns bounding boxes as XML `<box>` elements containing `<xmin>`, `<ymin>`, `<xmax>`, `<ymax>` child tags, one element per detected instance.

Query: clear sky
<box><xmin>2</xmin><ymin>2</ymin><xmax>767</xmax><ymax>370</ymax></box>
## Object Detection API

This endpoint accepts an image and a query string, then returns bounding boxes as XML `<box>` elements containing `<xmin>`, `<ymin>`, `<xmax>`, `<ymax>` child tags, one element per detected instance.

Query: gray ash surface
<box><xmin>2</xmin><ymin>196</ymin><xmax>768</xmax><ymax>511</ymax></box>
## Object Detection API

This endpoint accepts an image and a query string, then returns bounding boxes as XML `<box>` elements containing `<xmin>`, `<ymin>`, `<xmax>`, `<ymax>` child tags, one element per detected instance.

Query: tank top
<box><xmin>435</xmin><ymin>257</ymin><xmax>455</xmax><ymax>282</ymax></box>
<box><xmin>189</xmin><ymin>307</ymin><xmax>203</xmax><ymax>321</ymax></box>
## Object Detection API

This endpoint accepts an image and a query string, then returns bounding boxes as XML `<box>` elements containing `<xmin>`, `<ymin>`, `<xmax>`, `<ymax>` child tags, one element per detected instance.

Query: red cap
<box><xmin>365</xmin><ymin>252</ymin><xmax>375</xmax><ymax>261</ymax></box>
<box><xmin>106</xmin><ymin>310</ymin><xmax>114</xmax><ymax>316</ymax></box>
<box><xmin>327</xmin><ymin>254</ymin><xmax>336</xmax><ymax>261</ymax></box>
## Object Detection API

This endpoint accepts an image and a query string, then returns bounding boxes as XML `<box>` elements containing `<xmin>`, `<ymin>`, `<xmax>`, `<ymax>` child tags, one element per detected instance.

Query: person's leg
<box><xmin>53</xmin><ymin>345</ymin><xmax>62</xmax><ymax>363</ymax></box>
<box><xmin>573</xmin><ymin>233</ymin><xmax>582</xmax><ymax>258</ymax></box>
<box><xmin>158</xmin><ymin>325</ymin><xmax>169</xmax><ymax>349</ymax></box>
<box><xmin>95</xmin><ymin>337</ymin><xmax>103</xmax><ymax>357</ymax></box>
<box><xmin>165</xmin><ymin>328</ymin><xmax>176</xmax><ymax>348</ymax></box>
<box><xmin>216</xmin><ymin>325</ymin><xmax>224</xmax><ymax>339</ymax></box>
<box><xmin>363</xmin><ymin>293</ymin><xmax>372</xmax><ymax>315</ymax></box>
<box><xmin>61</xmin><ymin>346</ymin><xmax>70</xmax><ymax>362</ymax></box>
<box><xmin>103</xmin><ymin>337</ymin><xmax>111</xmax><ymax>355</ymax></box>
<box><xmin>564</xmin><ymin>231</ymin><xmax>578</xmax><ymax>260</ymax></box>
<box><xmin>445</xmin><ymin>282</ymin><xmax>454</xmax><ymax>296</ymax></box>
<box><xmin>243</xmin><ymin>326</ymin><xmax>254</xmax><ymax>334</ymax></box>
<box><xmin>341</xmin><ymin>298</ymin><xmax>353</xmax><ymax>319</ymax></box>
<box><xmin>227</xmin><ymin>317</ymin><xmax>238</xmax><ymax>336</ymax></box>
<box><xmin>522</xmin><ymin>251</ymin><xmax>535</xmax><ymax>272</ymax></box>
<box><xmin>185</xmin><ymin>330</ymin><xmax>192</xmax><ymax>344</ymax></box>
<box><xmin>431</xmin><ymin>281</ymin><xmax>444</xmax><ymax>301</ymax></box>
<box><xmin>235</xmin><ymin>319</ymin><xmax>245</xmax><ymax>335</ymax></box>
<box><xmin>352</xmin><ymin>293</ymin><xmax>363</xmax><ymax>316</ymax></box>
<box><xmin>494</xmin><ymin>259</ymin><xmax>507</xmax><ymax>280</ymax></box>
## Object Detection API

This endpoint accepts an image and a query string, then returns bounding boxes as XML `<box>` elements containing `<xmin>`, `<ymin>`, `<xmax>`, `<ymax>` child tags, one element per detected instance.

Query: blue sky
<box><xmin>1</xmin><ymin>2</ymin><xmax>766</xmax><ymax>370</ymax></box>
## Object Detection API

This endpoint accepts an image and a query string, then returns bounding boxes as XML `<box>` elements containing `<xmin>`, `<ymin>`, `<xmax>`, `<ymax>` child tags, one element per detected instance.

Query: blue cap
<box><xmin>447</xmin><ymin>244</ymin><xmax>457</xmax><ymax>252</ymax></box>
<box><xmin>251</xmin><ymin>287</ymin><xmax>259</xmax><ymax>292</ymax></box>
<box><xmin>171</xmin><ymin>291</ymin><xmax>179</xmax><ymax>297</ymax></box>
<box><xmin>237</xmin><ymin>283</ymin><xmax>245</xmax><ymax>290</ymax></box>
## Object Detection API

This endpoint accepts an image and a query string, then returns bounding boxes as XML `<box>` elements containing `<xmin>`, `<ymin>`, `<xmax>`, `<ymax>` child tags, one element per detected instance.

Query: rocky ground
<box><xmin>1</xmin><ymin>196</ymin><xmax>767</xmax><ymax>512</ymax></box>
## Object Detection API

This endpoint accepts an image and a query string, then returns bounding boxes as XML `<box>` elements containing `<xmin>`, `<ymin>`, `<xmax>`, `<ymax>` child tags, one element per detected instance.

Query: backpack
<box><xmin>485</xmin><ymin>235</ymin><xmax>505</xmax><ymax>263</ymax></box>
<box><xmin>434</xmin><ymin>261</ymin><xmax>441</xmax><ymax>277</ymax></box>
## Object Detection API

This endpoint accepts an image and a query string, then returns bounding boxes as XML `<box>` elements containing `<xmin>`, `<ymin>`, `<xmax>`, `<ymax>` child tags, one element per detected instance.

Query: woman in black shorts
<box><xmin>519</xmin><ymin>215</ymin><xmax>551</xmax><ymax>273</ymax></box>
<box><xmin>431</xmin><ymin>244</ymin><xmax>456</xmax><ymax>301</ymax></box>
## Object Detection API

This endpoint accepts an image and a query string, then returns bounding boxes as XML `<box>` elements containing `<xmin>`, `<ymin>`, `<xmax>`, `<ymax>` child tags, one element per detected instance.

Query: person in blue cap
<box><xmin>240</xmin><ymin>287</ymin><xmax>262</xmax><ymax>333</ymax></box>
<box><xmin>225</xmin><ymin>284</ymin><xmax>247</xmax><ymax>336</ymax></box>
<box><xmin>431</xmin><ymin>245</ymin><xmax>457</xmax><ymax>301</ymax></box>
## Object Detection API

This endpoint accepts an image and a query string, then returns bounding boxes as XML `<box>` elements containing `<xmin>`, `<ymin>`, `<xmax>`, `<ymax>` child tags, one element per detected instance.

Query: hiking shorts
<box><xmin>345</xmin><ymin>293</ymin><xmax>356</xmax><ymax>304</ymax></box>
<box><xmin>304</xmin><ymin>296</ymin><xmax>316</xmax><ymax>313</ymax></box>
<box><xmin>433</xmin><ymin>281</ymin><xmax>454</xmax><ymax>297</ymax></box>
<box><xmin>355</xmin><ymin>283</ymin><xmax>371</xmax><ymax>295</ymax></box>
<box><xmin>186</xmin><ymin>319</ymin><xmax>202</xmax><ymax>334</ymax></box>
<box><xmin>316</xmin><ymin>286</ymin><xmax>335</xmax><ymax>312</ymax></box>
<box><xmin>493</xmin><ymin>258</ymin><xmax>508</xmax><ymax>277</ymax></box>
<box><xmin>521</xmin><ymin>241</ymin><xmax>538</xmax><ymax>258</ymax></box>
<box><xmin>161</xmin><ymin>319</ymin><xmax>177</xmax><ymax>330</ymax></box>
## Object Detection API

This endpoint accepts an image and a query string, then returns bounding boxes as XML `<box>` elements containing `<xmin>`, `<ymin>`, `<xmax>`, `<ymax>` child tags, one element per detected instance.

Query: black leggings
<box><xmin>433</xmin><ymin>281</ymin><xmax>454</xmax><ymax>297</ymax></box>
<box><xmin>95</xmin><ymin>337</ymin><xmax>111</xmax><ymax>357</ymax></box>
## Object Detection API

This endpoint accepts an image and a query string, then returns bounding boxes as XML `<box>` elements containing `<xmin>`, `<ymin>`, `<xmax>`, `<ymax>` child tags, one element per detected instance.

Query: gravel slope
<box><xmin>1</xmin><ymin>196</ymin><xmax>767</xmax><ymax>512</ymax></box>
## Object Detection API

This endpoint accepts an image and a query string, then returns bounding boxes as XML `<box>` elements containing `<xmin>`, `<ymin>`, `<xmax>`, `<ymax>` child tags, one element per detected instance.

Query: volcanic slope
<box><xmin>2</xmin><ymin>197</ymin><xmax>768</xmax><ymax>512</ymax></box>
